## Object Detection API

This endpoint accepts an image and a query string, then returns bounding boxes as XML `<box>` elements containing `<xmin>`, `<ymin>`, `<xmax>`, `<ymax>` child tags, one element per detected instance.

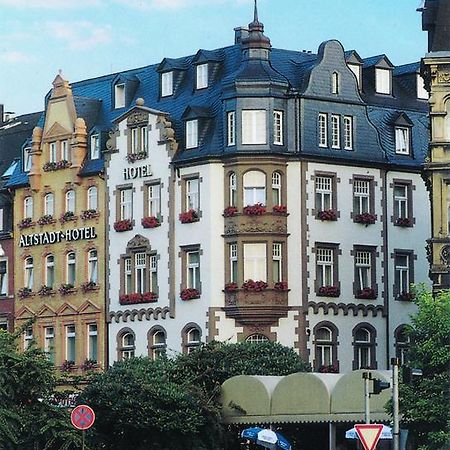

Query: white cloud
<box><xmin>0</xmin><ymin>50</ymin><xmax>34</xmax><ymax>63</ymax></box>
<box><xmin>0</xmin><ymin>0</ymin><xmax>101</xmax><ymax>8</ymax></box>
<box><xmin>45</xmin><ymin>21</ymin><xmax>112</xmax><ymax>50</ymax></box>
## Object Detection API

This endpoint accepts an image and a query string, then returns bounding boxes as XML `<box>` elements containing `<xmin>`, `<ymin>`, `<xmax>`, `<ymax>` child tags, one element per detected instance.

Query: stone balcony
<box><xmin>223</xmin><ymin>212</ymin><xmax>288</xmax><ymax>236</ymax></box>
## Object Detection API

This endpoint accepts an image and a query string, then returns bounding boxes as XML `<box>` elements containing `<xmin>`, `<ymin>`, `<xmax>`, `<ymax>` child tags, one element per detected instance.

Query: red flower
<box><xmin>354</xmin><ymin>213</ymin><xmax>376</xmax><ymax>225</ymax></box>
<box><xmin>179</xmin><ymin>209</ymin><xmax>199</xmax><ymax>224</ymax></box>
<box><xmin>396</xmin><ymin>217</ymin><xmax>413</xmax><ymax>227</ymax></box>
<box><xmin>80</xmin><ymin>209</ymin><xmax>99</xmax><ymax>220</ymax></box>
<box><xmin>180</xmin><ymin>288</ymin><xmax>200</xmax><ymax>300</ymax></box>
<box><xmin>356</xmin><ymin>287</ymin><xmax>376</xmax><ymax>299</ymax></box>
<box><xmin>243</xmin><ymin>203</ymin><xmax>266</xmax><ymax>216</ymax></box>
<box><xmin>242</xmin><ymin>279</ymin><xmax>268</xmax><ymax>292</ymax></box>
<box><xmin>114</xmin><ymin>219</ymin><xmax>133</xmax><ymax>232</ymax></box>
<box><xmin>273</xmin><ymin>205</ymin><xmax>287</xmax><ymax>215</ymax></box>
<box><xmin>318</xmin><ymin>285</ymin><xmax>340</xmax><ymax>297</ymax></box>
<box><xmin>318</xmin><ymin>209</ymin><xmax>337</xmax><ymax>221</ymax></box>
<box><xmin>119</xmin><ymin>292</ymin><xmax>158</xmax><ymax>305</ymax></box>
<box><xmin>224</xmin><ymin>282</ymin><xmax>238</xmax><ymax>292</ymax></box>
<box><xmin>223</xmin><ymin>206</ymin><xmax>238</xmax><ymax>217</ymax></box>
<box><xmin>18</xmin><ymin>218</ymin><xmax>34</xmax><ymax>229</ymax></box>
<box><xmin>398</xmin><ymin>291</ymin><xmax>415</xmax><ymax>301</ymax></box>
<box><xmin>142</xmin><ymin>216</ymin><xmax>161</xmax><ymax>228</ymax></box>
<box><xmin>318</xmin><ymin>363</ymin><xmax>339</xmax><ymax>373</ymax></box>
<box><xmin>274</xmin><ymin>281</ymin><xmax>288</xmax><ymax>291</ymax></box>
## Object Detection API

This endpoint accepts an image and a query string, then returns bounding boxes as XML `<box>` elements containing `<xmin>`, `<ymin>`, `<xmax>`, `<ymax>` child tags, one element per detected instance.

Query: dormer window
<box><xmin>227</xmin><ymin>111</ymin><xmax>236</xmax><ymax>146</ymax></box>
<box><xmin>186</xmin><ymin>120</ymin><xmax>198</xmax><ymax>149</ymax></box>
<box><xmin>49</xmin><ymin>142</ymin><xmax>57</xmax><ymax>163</ymax></box>
<box><xmin>115</xmin><ymin>84</ymin><xmax>125</xmax><ymax>108</ymax></box>
<box><xmin>242</xmin><ymin>110</ymin><xmax>266</xmax><ymax>145</ymax></box>
<box><xmin>348</xmin><ymin>64</ymin><xmax>361</xmax><ymax>89</ymax></box>
<box><xmin>196</xmin><ymin>64</ymin><xmax>208</xmax><ymax>89</ymax></box>
<box><xmin>273</xmin><ymin>111</ymin><xmax>284</xmax><ymax>145</ymax></box>
<box><xmin>91</xmin><ymin>134</ymin><xmax>100</xmax><ymax>159</ymax></box>
<box><xmin>417</xmin><ymin>74</ymin><xmax>428</xmax><ymax>100</ymax></box>
<box><xmin>395</xmin><ymin>127</ymin><xmax>410</xmax><ymax>155</ymax></box>
<box><xmin>331</xmin><ymin>72</ymin><xmax>339</xmax><ymax>94</ymax></box>
<box><xmin>375</xmin><ymin>68</ymin><xmax>391</xmax><ymax>95</ymax></box>
<box><xmin>161</xmin><ymin>72</ymin><xmax>173</xmax><ymax>97</ymax></box>
<box><xmin>23</xmin><ymin>147</ymin><xmax>32</xmax><ymax>172</ymax></box>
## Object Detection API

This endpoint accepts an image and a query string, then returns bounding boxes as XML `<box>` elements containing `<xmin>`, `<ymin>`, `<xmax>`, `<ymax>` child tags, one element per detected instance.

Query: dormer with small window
<box><xmin>363</xmin><ymin>55</ymin><xmax>394</xmax><ymax>96</ymax></box>
<box><xmin>181</xmin><ymin>106</ymin><xmax>213</xmax><ymax>150</ymax></box>
<box><xmin>393</xmin><ymin>63</ymin><xmax>429</xmax><ymax>101</ymax></box>
<box><xmin>157</xmin><ymin>56</ymin><xmax>190</xmax><ymax>98</ymax></box>
<box><xmin>192</xmin><ymin>49</ymin><xmax>224</xmax><ymax>91</ymax></box>
<box><xmin>345</xmin><ymin>50</ymin><xmax>363</xmax><ymax>90</ymax></box>
<box><xmin>393</xmin><ymin>112</ymin><xmax>413</xmax><ymax>156</ymax></box>
<box><xmin>112</xmin><ymin>74</ymin><xmax>139</xmax><ymax>109</ymax></box>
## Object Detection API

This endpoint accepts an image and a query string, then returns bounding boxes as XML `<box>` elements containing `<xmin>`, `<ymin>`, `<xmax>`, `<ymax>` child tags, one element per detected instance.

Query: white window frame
<box><xmin>355</xmin><ymin>328</ymin><xmax>371</xmax><ymax>369</ymax></box>
<box><xmin>24</xmin><ymin>196</ymin><xmax>33</xmax><ymax>219</ymax></box>
<box><xmin>343</xmin><ymin>116</ymin><xmax>353</xmax><ymax>150</ymax></box>
<box><xmin>243</xmin><ymin>170</ymin><xmax>266</xmax><ymax>206</ymax></box>
<box><xmin>394</xmin><ymin>184</ymin><xmax>408</xmax><ymax>219</ymax></box>
<box><xmin>140</xmin><ymin>126</ymin><xmax>148</xmax><ymax>153</ymax></box>
<box><xmin>120</xmin><ymin>188</ymin><xmax>133</xmax><ymax>221</ymax></box>
<box><xmin>395</xmin><ymin>254</ymin><xmax>410</xmax><ymax>294</ymax></box>
<box><xmin>24</xmin><ymin>257</ymin><xmax>33</xmax><ymax>290</ymax></box>
<box><xmin>121</xmin><ymin>333</ymin><xmax>135</xmax><ymax>359</ymax></box>
<box><xmin>246</xmin><ymin>334</ymin><xmax>269</xmax><ymax>344</ymax></box>
<box><xmin>49</xmin><ymin>142</ymin><xmax>57</xmax><ymax>163</ymax></box>
<box><xmin>243</xmin><ymin>243</ymin><xmax>267</xmax><ymax>282</ymax></box>
<box><xmin>230</xmin><ymin>243</ymin><xmax>238</xmax><ymax>283</ymax></box>
<box><xmin>315</xmin><ymin>176</ymin><xmax>333</xmax><ymax>211</ymax></box>
<box><xmin>196</xmin><ymin>64</ymin><xmax>208</xmax><ymax>89</ymax></box>
<box><xmin>272</xmin><ymin>243</ymin><xmax>282</xmax><ymax>283</ymax></box>
<box><xmin>229</xmin><ymin>173</ymin><xmax>237</xmax><ymax>207</ymax></box>
<box><xmin>65</xmin><ymin>190</ymin><xmax>75</xmax><ymax>213</ymax></box>
<box><xmin>348</xmin><ymin>64</ymin><xmax>361</xmax><ymax>88</ymax></box>
<box><xmin>115</xmin><ymin>83</ymin><xmax>125</xmax><ymax>108</ymax></box>
<box><xmin>242</xmin><ymin>110</ymin><xmax>267</xmax><ymax>145</ymax></box>
<box><xmin>87</xmin><ymin>186</ymin><xmax>98</xmax><ymax>211</ymax></box>
<box><xmin>272</xmin><ymin>172</ymin><xmax>282</xmax><ymax>206</ymax></box>
<box><xmin>44</xmin><ymin>193</ymin><xmax>54</xmax><ymax>216</ymax></box>
<box><xmin>131</xmin><ymin>127</ymin><xmax>139</xmax><ymax>154</ymax></box>
<box><xmin>66</xmin><ymin>252</ymin><xmax>76</xmax><ymax>285</ymax></box>
<box><xmin>318</xmin><ymin>113</ymin><xmax>327</xmax><ymax>148</ymax></box>
<box><xmin>66</xmin><ymin>325</ymin><xmax>76</xmax><ymax>363</ymax></box>
<box><xmin>331</xmin><ymin>115</ymin><xmax>340</xmax><ymax>149</ymax></box>
<box><xmin>61</xmin><ymin>140</ymin><xmax>70</xmax><ymax>162</ymax></box>
<box><xmin>0</xmin><ymin>259</ymin><xmax>7</xmax><ymax>296</ymax></box>
<box><xmin>186</xmin><ymin>120</ymin><xmax>199</xmax><ymax>149</ymax></box>
<box><xmin>186</xmin><ymin>327</ymin><xmax>201</xmax><ymax>354</ymax></box>
<box><xmin>148</xmin><ymin>184</ymin><xmax>160</xmax><ymax>217</ymax></box>
<box><xmin>44</xmin><ymin>326</ymin><xmax>55</xmax><ymax>363</ymax></box>
<box><xmin>150</xmin><ymin>255</ymin><xmax>157</xmax><ymax>293</ymax></box>
<box><xmin>124</xmin><ymin>257</ymin><xmax>132</xmax><ymax>295</ymax></box>
<box><xmin>353</xmin><ymin>179</ymin><xmax>370</xmax><ymax>215</ymax></box>
<box><xmin>161</xmin><ymin>71</ymin><xmax>173</xmax><ymax>97</ymax></box>
<box><xmin>273</xmin><ymin>110</ymin><xmax>284</xmax><ymax>145</ymax></box>
<box><xmin>135</xmin><ymin>252</ymin><xmax>147</xmax><ymax>294</ymax></box>
<box><xmin>88</xmin><ymin>324</ymin><xmax>98</xmax><ymax>362</ymax></box>
<box><xmin>332</xmin><ymin>72</ymin><xmax>339</xmax><ymax>94</ymax></box>
<box><xmin>375</xmin><ymin>68</ymin><xmax>391</xmax><ymax>95</ymax></box>
<box><xmin>88</xmin><ymin>249</ymin><xmax>98</xmax><ymax>284</ymax></box>
<box><xmin>24</xmin><ymin>147</ymin><xmax>32</xmax><ymax>172</ymax></box>
<box><xmin>227</xmin><ymin>111</ymin><xmax>236</xmax><ymax>146</ymax></box>
<box><xmin>45</xmin><ymin>254</ymin><xmax>55</xmax><ymax>289</ymax></box>
<box><xmin>316</xmin><ymin>248</ymin><xmax>333</xmax><ymax>287</ymax></box>
<box><xmin>186</xmin><ymin>178</ymin><xmax>199</xmax><ymax>211</ymax></box>
<box><xmin>187</xmin><ymin>251</ymin><xmax>200</xmax><ymax>290</ymax></box>
<box><xmin>90</xmin><ymin>134</ymin><xmax>100</xmax><ymax>159</ymax></box>
<box><xmin>24</xmin><ymin>327</ymin><xmax>33</xmax><ymax>350</ymax></box>
<box><xmin>151</xmin><ymin>330</ymin><xmax>166</xmax><ymax>359</ymax></box>
<box><xmin>395</xmin><ymin>127</ymin><xmax>410</xmax><ymax>155</ymax></box>
<box><xmin>355</xmin><ymin>251</ymin><xmax>371</xmax><ymax>290</ymax></box>
<box><xmin>315</xmin><ymin>327</ymin><xmax>333</xmax><ymax>367</ymax></box>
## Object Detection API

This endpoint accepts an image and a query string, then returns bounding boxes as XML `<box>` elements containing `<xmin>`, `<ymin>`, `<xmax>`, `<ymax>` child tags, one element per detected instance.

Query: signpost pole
<box><xmin>392</xmin><ymin>357</ymin><xmax>400</xmax><ymax>450</ymax></box>
<box><xmin>82</xmin><ymin>429</ymin><xmax>85</xmax><ymax>450</ymax></box>
<box><xmin>363</xmin><ymin>371</ymin><xmax>371</xmax><ymax>424</ymax></box>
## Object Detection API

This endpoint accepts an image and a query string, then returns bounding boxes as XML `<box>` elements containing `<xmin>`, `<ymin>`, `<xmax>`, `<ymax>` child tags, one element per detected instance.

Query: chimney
<box><xmin>234</xmin><ymin>26</ymin><xmax>249</xmax><ymax>45</ymax></box>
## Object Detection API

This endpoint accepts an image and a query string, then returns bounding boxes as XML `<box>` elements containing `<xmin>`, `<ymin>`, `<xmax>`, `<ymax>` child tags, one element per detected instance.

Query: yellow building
<box><xmin>422</xmin><ymin>0</ymin><xmax>450</xmax><ymax>289</ymax></box>
<box><xmin>10</xmin><ymin>74</ymin><xmax>106</xmax><ymax>371</ymax></box>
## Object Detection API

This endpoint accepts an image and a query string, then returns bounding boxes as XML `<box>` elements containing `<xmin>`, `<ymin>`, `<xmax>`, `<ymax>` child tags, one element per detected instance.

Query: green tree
<box><xmin>0</xmin><ymin>327</ymin><xmax>81</xmax><ymax>450</ymax></box>
<box><xmin>400</xmin><ymin>287</ymin><xmax>450</xmax><ymax>450</ymax></box>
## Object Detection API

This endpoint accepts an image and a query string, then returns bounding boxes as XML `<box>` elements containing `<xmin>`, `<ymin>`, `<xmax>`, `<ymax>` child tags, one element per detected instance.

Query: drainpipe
<box><xmin>382</xmin><ymin>168</ymin><xmax>390</xmax><ymax>368</ymax></box>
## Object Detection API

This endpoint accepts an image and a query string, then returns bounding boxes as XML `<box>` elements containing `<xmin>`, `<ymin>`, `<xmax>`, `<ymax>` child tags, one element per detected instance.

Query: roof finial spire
<box><xmin>254</xmin><ymin>0</ymin><xmax>259</xmax><ymax>23</ymax></box>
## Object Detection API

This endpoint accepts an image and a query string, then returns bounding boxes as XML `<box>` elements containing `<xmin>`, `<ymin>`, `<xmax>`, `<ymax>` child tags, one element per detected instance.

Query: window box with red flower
<box><xmin>81</xmin><ymin>281</ymin><xmax>98</xmax><ymax>293</ymax></box>
<box><xmin>37</xmin><ymin>215</ymin><xmax>55</xmax><ymax>226</ymax></box>
<box><xmin>18</xmin><ymin>218</ymin><xmax>35</xmax><ymax>230</ymax></box>
<box><xmin>242</xmin><ymin>279</ymin><xmax>268</xmax><ymax>292</ymax></box>
<box><xmin>223</xmin><ymin>206</ymin><xmax>238</xmax><ymax>217</ymax></box>
<box><xmin>224</xmin><ymin>282</ymin><xmax>238</xmax><ymax>292</ymax></box>
<box><xmin>81</xmin><ymin>359</ymin><xmax>97</xmax><ymax>371</ymax></box>
<box><xmin>395</xmin><ymin>217</ymin><xmax>413</xmax><ymax>227</ymax></box>
<box><xmin>243</xmin><ymin>203</ymin><xmax>266</xmax><ymax>216</ymax></box>
<box><xmin>18</xmin><ymin>287</ymin><xmax>33</xmax><ymax>299</ymax></box>
<box><xmin>114</xmin><ymin>219</ymin><xmax>133</xmax><ymax>232</ymax></box>
<box><xmin>142</xmin><ymin>216</ymin><xmax>161</xmax><ymax>228</ymax></box>
<box><xmin>61</xmin><ymin>360</ymin><xmax>75</xmax><ymax>372</ymax></box>
<box><xmin>356</xmin><ymin>287</ymin><xmax>377</xmax><ymax>299</ymax></box>
<box><xmin>179</xmin><ymin>209</ymin><xmax>199</xmax><ymax>224</ymax></box>
<box><xmin>273</xmin><ymin>205</ymin><xmax>287</xmax><ymax>215</ymax></box>
<box><xmin>119</xmin><ymin>292</ymin><xmax>158</xmax><ymax>305</ymax></box>
<box><xmin>397</xmin><ymin>291</ymin><xmax>415</xmax><ymax>302</ymax></box>
<box><xmin>59</xmin><ymin>284</ymin><xmax>75</xmax><ymax>295</ymax></box>
<box><xmin>43</xmin><ymin>160</ymin><xmax>72</xmax><ymax>172</ymax></box>
<box><xmin>38</xmin><ymin>285</ymin><xmax>55</xmax><ymax>297</ymax></box>
<box><xmin>180</xmin><ymin>288</ymin><xmax>200</xmax><ymax>300</ymax></box>
<box><xmin>126</xmin><ymin>151</ymin><xmax>147</xmax><ymax>163</ymax></box>
<box><xmin>80</xmin><ymin>209</ymin><xmax>99</xmax><ymax>220</ymax></box>
<box><xmin>354</xmin><ymin>213</ymin><xmax>376</xmax><ymax>225</ymax></box>
<box><xmin>60</xmin><ymin>211</ymin><xmax>77</xmax><ymax>224</ymax></box>
<box><xmin>318</xmin><ymin>285</ymin><xmax>340</xmax><ymax>297</ymax></box>
<box><xmin>318</xmin><ymin>363</ymin><xmax>339</xmax><ymax>374</ymax></box>
<box><xmin>274</xmin><ymin>281</ymin><xmax>288</xmax><ymax>291</ymax></box>
<box><xmin>318</xmin><ymin>209</ymin><xmax>337</xmax><ymax>221</ymax></box>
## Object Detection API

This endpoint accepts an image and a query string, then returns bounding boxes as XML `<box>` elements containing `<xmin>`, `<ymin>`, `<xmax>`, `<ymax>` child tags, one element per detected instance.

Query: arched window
<box><xmin>332</xmin><ymin>72</ymin><xmax>339</xmax><ymax>94</ymax></box>
<box><xmin>243</xmin><ymin>170</ymin><xmax>266</xmax><ymax>206</ymax></box>
<box><xmin>66</xmin><ymin>252</ymin><xmax>76</xmax><ymax>285</ymax></box>
<box><xmin>119</xmin><ymin>332</ymin><xmax>135</xmax><ymax>360</ymax></box>
<box><xmin>229</xmin><ymin>172</ymin><xmax>237</xmax><ymax>207</ymax></box>
<box><xmin>245</xmin><ymin>334</ymin><xmax>269</xmax><ymax>344</ymax></box>
<box><xmin>446</xmin><ymin>100</ymin><xmax>450</xmax><ymax>140</ymax></box>
<box><xmin>65</xmin><ymin>190</ymin><xmax>75</xmax><ymax>213</ymax></box>
<box><xmin>88</xmin><ymin>250</ymin><xmax>98</xmax><ymax>284</ymax></box>
<box><xmin>24</xmin><ymin>196</ymin><xmax>33</xmax><ymax>219</ymax></box>
<box><xmin>313</xmin><ymin>322</ymin><xmax>338</xmax><ymax>372</ymax></box>
<box><xmin>45</xmin><ymin>254</ymin><xmax>55</xmax><ymax>289</ymax></box>
<box><xmin>149</xmin><ymin>327</ymin><xmax>167</xmax><ymax>359</ymax></box>
<box><xmin>395</xmin><ymin>325</ymin><xmax>410</xmax><ymax>366</ymax></box>
<box><xmin>87</xmin><ymin>186</ymin><xmax>98</xmax><ymax>211</ymax></box>
<box><xmin>24</xmin><ymin>257</ymin><xmax>33</xmax><ymax>290</ymax></box>
<box><xmin>353</xmin><ymin>324</ymin><xmax>376</xmax><ymax>370</ymax></box>
<box><xmin>183</xmin><ymin>325</ymin><xmax>201</xmax><ymax>354</ymax></box>
<box><xmin>272</xmin><ymin>172</ymin><xmax>282</xmax><ymax>206</ymax></box>
<box><xmin>44</xmin><ymin>193</ymin><xmax>54</xmax><ymax>216</ymax></box>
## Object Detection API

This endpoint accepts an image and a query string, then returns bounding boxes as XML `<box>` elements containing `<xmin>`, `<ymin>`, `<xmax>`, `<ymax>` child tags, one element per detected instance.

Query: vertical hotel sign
<box><xmin>19</xmin><ymin>227</ymin><xmax>97</xmax><ymax>248</ymax></box>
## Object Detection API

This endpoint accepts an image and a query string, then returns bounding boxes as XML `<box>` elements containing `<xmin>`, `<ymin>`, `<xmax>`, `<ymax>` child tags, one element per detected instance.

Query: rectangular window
<box><xmin>244</xmin><ymin>243</ymin><xmax>267</xmax><ymax>282</ymax></box>
<box><xmin>348</xmin><ymin>63</ymin><xmax>361</xmax><ymax>88</ymax></box>
<box><xmin>331</xmin><ymin>115</ymin><xmax>340</xmax><ymax>149</ymax></box>
<box><xmin>186</xmin><ymin>178</ymin><xmax>199</xmax><ymax>211</ymax></box>
<box><xmin>115</xmin><ymin>84</ymin><xmax>125</xmax><ymax>108</ymax></box>
<box><xmin>318</xmin><ymin>113</ymin><xmax>327</xmax><ymax>147</ymax></box>
<box><xmin>196</xmin><ymin>64</ymin><xmax>208</xmax><ymax>89</ymax></box>
<box><xmin>135</xmin><ymin>252</ymin><xmax>147</xmax><ymax>294</ymax></box>
<box><xmin>61</xmin><ymin>140</ymin><xmax>70</xmax><ymax>161</ymax></box>
<box><xmin>120</xmin><ymin>188</ymin><xmax>133</xmax><ymax>221</ymax></box>
<box><xmin>66</xmin><ymin>325</ymin><xmax>76</xmax><ymax>363</ymax></box>
<box><xmin>24</xmin><ymin>197</ymin><xmax>33</xmax><ymax>219</ymax></box>
<box><xmin>242</xmin><ymin>110</ymin><xmax>267</xmax><ymax>145</ymax></box>
<box><xmin>141</xmin><ymin>126</ymin><xmax>148</xmax><ymax>153</ymax></box>
<box><xmin>88</xmin><ymin>324</ymin><xmax>98</xmax><ymax>362</ymax></box>
<box><xmin>124</xmin><ymin>257</ymin><xmax>132</xmax><ymax>295</ymax></box>
<box><xmin>91</xmin><ymin>135</ymin><xmax>100</xmax><ymax>159</ymax></box>
<box><xmin>148</xmin><ymin>184</ymin><xmax>161</xmax><ymax>217</ymax></box>
<box><xmin>49</xmin><ymin>142</ymin><xmax>57</xmax><ymax>163</ymax></box>
<box><xmin>187</xmin><ymin>251</ymin><xmax>200</xmax><ymax>289</ymax></box>
<box><xmin>353</xmin><ymin>179</ymin><xmax>370</xmax><ymax>215</ymax></box>
<box><xmin>394</xmin><ymin>184</ymin><xmax>408</xmax><ymax>219</ymax></box>
<box><xmin>230</xmin><ymin>243</ymin><xmax>238</xmax><ymax>283</ymax></box>
<box><xmin>24</xmin><ymin>327</ymin><xmax>33</xmax><ymax>349</ymax></box>
<box><xmin>316</xmin><ymin>247</ymin><xmax>334</xmax><ymax>287</ymax></box>
<box><xmin>315</xmin><ymin>176</ymin><xmax>333</xmax><ymax>211</ymax></box>
<box><xmin>150</xmin><ymin>255</ymin><xmax>158</xmax><ymax>293</ymax></box>
<box><xmin>186</xmin><ymin>120</ymin><xmax>198</xmax><ymax>149</ymax></box>
<box><xmin>273</xmin><ymin>111</ymin><xmax>284</xmax><ymax>145</ymax></box>
<box><xmin>88</xmin><ymin>250</ymin><xmax>98</xmax><ymax>284</ymax></box>
<box><xmin>161</xmin><ymin>71</ymin><xmax>173</xmax><ymax>97</ymax></box>
<box><xmin>343</xmin><ymin>116</ymin><xmax>353</xmax><ymax>150</ymax></box>
<box><xmin>131</xmin><ymin>127</ymin><xmax>139</xmax><ymax>154</ymax></box>
<box><xmin>0</xmin><ymin>260</ymin><xmax>7</xmax><ymax>296</ymax></box>
<box><xmin>395</xmin><ymin>252</ymin><xmax>412</xmax><ymax>297</ymax></box>
<box><xmin>227</xmin><ymin>111</ymin><xmax>236</xmax><ymax>146</ymax></box>
<box><xmin>375</xmin><ymin>68</ymin><xmax>391</xmax><ymax>94</ymax></box>
<box><xmin>355</xmin><ymin>251</ymin><xmax>371</xmax><ymax>290</ymax></box>
<box><xmin>395</xmin><ymin>127</ymin><xmax>410</xmax><ymax>155</ymax></box>
<box><xmin>272</xmin><ymin>243</ymin><xmax>282</xmax><ymax>283</ymax></box>
<box><xmin>0</xmin><ymin>208</ymin><xmax>3</xmax><ymax>231</ymax></box>
<box><xmin>24</xmin><ymin>147</ymin><xmax>32</xmax><ymax>172</ymax></box>
<box><xmin>44</xmin><ymin>327</ymin><xmax>55</xmax><ymax>363</ymax></box>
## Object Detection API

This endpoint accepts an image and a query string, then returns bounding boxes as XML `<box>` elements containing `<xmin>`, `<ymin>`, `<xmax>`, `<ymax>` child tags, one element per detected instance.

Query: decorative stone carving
<box><xmin>224</xmin><ymin>214</ymin><xmax>288</xmax><ymax>235</ymax></box>
<box><xmin>440</xmin><ymin>245</ymin><xmax>450</xmax><ymax>265</ymax></box>
<box><xmin>126</xmin><ymin>234</ymin><xmax>150</xmax><ymax>250</ymax></box>
<box><xmin>127</xmin><ymin>111</ymin><xmax>149</xmax><ymax>127</ymax></box>
<box><xmin>438</xmin><ymin>72</ymin><xmax>450</xmax><ymax>84</ymax></box>
<box><xmin>106</xmin><ymin>127</ymin><xmax>118</xmax><ymax>152</ymax></box>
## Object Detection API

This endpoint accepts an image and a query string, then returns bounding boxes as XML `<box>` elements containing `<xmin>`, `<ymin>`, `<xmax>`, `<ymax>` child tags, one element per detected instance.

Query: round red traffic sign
<box><xmin>71</xmin><ymin>405</ymin><xmax>95</xmax><ymax>430</ymax></box>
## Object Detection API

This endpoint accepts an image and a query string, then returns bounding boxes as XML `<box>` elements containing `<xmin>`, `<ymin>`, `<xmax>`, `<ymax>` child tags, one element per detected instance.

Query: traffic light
<box><xmin>372</xmin><ymin>378</ymin><xmax>390</xmax><ymax>394</ymax></box>
<box><xmin>402</xmin><ymin>366</ymin><xmax>423</xmax><ymax>383</ymax></box>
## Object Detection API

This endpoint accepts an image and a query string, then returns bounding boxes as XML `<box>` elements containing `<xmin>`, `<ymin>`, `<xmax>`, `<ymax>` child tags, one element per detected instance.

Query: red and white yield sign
<box><xmin>354</xmin><ymin>424</ymin><xmax>384</xmax><ymax>450</ymax></box>
<box><xmin>71</xmin><ymin>405</ymin><xmax>95</xmax><ymax>430</ymax></box>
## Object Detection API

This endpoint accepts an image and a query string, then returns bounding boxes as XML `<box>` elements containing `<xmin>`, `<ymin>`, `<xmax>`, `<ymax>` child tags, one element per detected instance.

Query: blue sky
<box><xmin>0</xmin><ymin>0</ymin><xmax>427</xmax><ymax>115</ymax></box>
